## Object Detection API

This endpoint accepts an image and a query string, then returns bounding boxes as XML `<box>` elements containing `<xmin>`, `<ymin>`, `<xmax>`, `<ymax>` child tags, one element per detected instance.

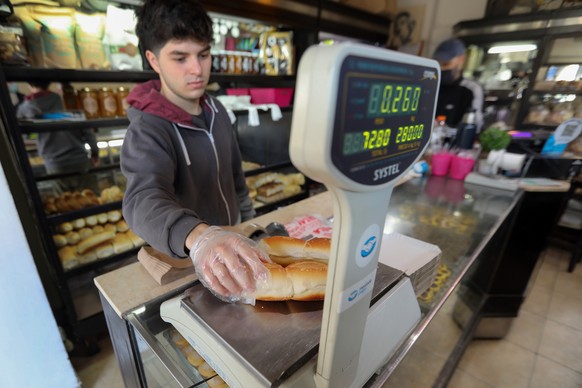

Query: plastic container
<box><xmin>449</xmin><ymin>155</ymin><xmax>476</xmax><ymax>180</ymax></box>
<box><xmin>249</xmin><ymin>88</ymin><xmax>294</xmax><ymax>107</ymax></box>
<box><xmin>431</xmin><ymin>152</ymin><xmax>453</xmax><ymax>176</ymax></box>
<box><xmin>226</xmin><ymin>88</ymin><xmax>250</xmax><ymax>96</ymax></box>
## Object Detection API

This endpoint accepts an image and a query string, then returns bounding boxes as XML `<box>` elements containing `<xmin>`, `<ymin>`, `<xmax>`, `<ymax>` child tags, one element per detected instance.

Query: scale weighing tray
<box><xmin>175</xmin><ymin>263</ymin><xmax>404</xmax><ymax>386</ymax></box>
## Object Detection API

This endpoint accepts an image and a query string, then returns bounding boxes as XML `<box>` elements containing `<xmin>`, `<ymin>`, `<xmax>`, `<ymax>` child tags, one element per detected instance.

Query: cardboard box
<box><xmin>339</xmin><ymin>0</ymin><xmax>397</xmax><ymax>17</ymax></box>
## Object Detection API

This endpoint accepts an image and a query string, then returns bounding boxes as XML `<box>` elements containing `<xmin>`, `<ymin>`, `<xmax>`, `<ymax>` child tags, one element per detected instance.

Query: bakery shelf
<box><xmin>254</xmin><ymin>190</ymin><xmax>309</xmax><ymax>216</ymax></box>
<box><xmin>211</xmin><ymin>74</ymin><xmax>296</xmax><ymax>86</ymax></box>
<box><xmin>244</xmin><ymin>161</ymin><xmax>294</xmax><ymax>177</ymax></box>
<box><xmin>18</xmin><ymin>118</ymin><xmax>130</xmax><ymax>134</ymax></box>
<box><xmin>2</xmin><ymin>67</ymin><xmax>158</xmax><ymax>83</ymax></box>
<box><xmin>35</xmin><ymin>163</ymin><xmax>121</xmax><ymax>182</ymax></box>
<box><xmin>64</xmin><ymin>248</ymin><xmax>140</xmax><ymax>279</ymax></box>
<box><xmin>46</xmin><ymin>201</ymin><xmax>123</xmax><ymax>226</ymax></box>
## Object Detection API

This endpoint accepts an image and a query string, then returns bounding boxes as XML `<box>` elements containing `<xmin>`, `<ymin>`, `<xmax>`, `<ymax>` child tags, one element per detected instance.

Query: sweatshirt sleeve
<box><xmin>121</xmin><ymin>116</ymin><xmax>205</xmax><ymax>258</ymax></box>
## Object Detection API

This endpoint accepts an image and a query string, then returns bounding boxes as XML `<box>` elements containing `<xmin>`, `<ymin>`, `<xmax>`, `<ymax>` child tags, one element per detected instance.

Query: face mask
<box><xmin>441</xmin><ymin>68</ymin><xmax>460</xmax><ymax>85</ymax></box>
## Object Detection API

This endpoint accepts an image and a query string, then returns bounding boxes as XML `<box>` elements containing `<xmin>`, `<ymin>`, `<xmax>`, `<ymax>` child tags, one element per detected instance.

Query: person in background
<box><xmin>433</xmin><ymin>38</ymin><xmax>484</xmax><ymax>130</ymax></box>
<box><xmin>121</xmin><ymin>0</ymin><xmax>269</xmax><ymax>303</ymax></box>
<box><xmin>16</xmin><ymin>81</ymin><xmax>100</xmax><ymax>192</ymax></box>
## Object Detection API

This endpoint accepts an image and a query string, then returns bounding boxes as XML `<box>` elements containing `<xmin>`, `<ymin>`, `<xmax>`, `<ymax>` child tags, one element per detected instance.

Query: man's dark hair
<box><xmin>136</xmin><ymin>0</ymin><xmax>213</xmax><ymax>55</ymax></box>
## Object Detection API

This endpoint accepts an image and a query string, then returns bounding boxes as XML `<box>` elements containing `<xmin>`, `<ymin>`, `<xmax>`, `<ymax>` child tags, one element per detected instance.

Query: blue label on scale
<box><xmin>331</xmin><ymin>55</ymin><xmax>438</xmax><ymax>186</ymax></box>
<box><xmin>361</xmin><ymin>236</ymin><xmax>377</xmax><ymax>257</ymax></box>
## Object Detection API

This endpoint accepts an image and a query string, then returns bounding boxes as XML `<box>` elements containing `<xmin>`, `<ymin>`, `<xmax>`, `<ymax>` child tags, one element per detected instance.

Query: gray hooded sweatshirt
<box><xmin>121</xmin><ymin>80</ymin><xmax>254</xmax><ymax>258</ymax></box>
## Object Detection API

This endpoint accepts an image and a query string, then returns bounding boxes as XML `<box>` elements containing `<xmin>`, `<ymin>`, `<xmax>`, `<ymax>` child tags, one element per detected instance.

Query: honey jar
<box><xmin>78</xmin><ymin>87</ymin><xmax>100</xmax><ymax>119</ymax></box>
<box><xmin>116</xmin><ymin>87</ymin><xmax>129</xmax><ymax>116</ymax></box>
<box><xmin>98</xmin><ymin>87</ymin><xmax>118</xmax><ymax>118</ymax></box>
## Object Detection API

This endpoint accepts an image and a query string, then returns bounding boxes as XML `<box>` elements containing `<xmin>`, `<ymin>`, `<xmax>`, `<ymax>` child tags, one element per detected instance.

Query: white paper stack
<box><xmin>378</xmin><ymin>233</ymin><xmax>442</xmax><ymax>297</ymax></box>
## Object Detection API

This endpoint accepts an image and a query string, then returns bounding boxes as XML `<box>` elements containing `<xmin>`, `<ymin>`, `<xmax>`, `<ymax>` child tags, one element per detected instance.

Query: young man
<box><xmin>121</xmin><ymin>0</ymin><xmax>269</xmax><ymax>302</ymax></box>
<box><xmin>433</xmin><ymin>38</ymin><xmax>484</xmax><ymax>130</ymax></box>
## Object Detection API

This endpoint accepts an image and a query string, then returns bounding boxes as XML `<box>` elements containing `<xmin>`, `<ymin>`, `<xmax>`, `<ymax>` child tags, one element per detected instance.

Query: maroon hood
<box><xmin>126</xmin><ymin>80</ymin><xmax>210</xmax><ymax>127</ymax></box>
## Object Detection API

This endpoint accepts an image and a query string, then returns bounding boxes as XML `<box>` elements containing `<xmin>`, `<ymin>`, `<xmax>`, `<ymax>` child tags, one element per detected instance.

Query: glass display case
<box><xmin>109</xmin><ymin>176</ymin><xmax>521</xmax><ymax>387</ymax></box>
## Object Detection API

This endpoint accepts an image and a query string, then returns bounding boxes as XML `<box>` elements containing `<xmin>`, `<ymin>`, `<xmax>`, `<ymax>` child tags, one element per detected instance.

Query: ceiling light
<box><xmin>487</xmin><ymin>44</ymin><xmax>537</xmax><ymax>54</ymax></box>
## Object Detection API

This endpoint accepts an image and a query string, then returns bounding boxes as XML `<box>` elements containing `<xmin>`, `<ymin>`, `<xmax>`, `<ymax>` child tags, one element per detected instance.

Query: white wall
<box><xmin>399</xmin><ymin>0</ymin><xmax>488</xmax><ymax>57</ymax></box>
<box><xmin>0</xmin><ymin>162</ymin><xmax>79</xmax><ymax>388</ymax></box>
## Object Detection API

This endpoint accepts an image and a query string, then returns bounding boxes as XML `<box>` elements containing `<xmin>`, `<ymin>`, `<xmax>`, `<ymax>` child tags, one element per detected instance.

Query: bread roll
<box><xmin>53</xmin><ymin>234</ymin><xmax>67</xmax><ymax>248</ymax></box>
<box><xmin>285</xmin><ymin>261</ymin><xmax>327</xmax><ymax>301</ymax></box>
<box><xmin>72</xmin><ymin>217</ymin><xmax>86</xmax><ymax>230</ymax></box>
<box><xmin>58</xmin><ymin>222</ymin><xmax>73</xmax><ymax>233</ymax></box>
<box><xmin>170</xmin><ymin>329</ymin><xmax>189</xmax><ymax>348</ymax></box>
<box><xmin>79</xmin><ymin>249</ymin><xmax>97</xmax><ymax>264</ymax></box>
<box><xmin>76</xmin><ymin>230</ymin><xmax>115</xmax><ymax>254</ymax></box>
<box><xmin>92</xmin><ymin>225</ymin><xmax>104</xmax><ymax>234</ymax></box>
<box><xmin>182</xmin><ymin>346</ymin><xmax>204</xmax><ymax>367</ymax></box>
<box><xmin>126</xmin><ymin>230</ymin><xmax>145</xmax><ymax>247</ymax></box>
<box><xmin>113</xmin><ymin>233</ymin><xmax>133</xmax><ymax>254</ymax></box>
<box><xmin>58</xmin><ymin>246</ymin><xmax>78</xmax><ymax>270</ymax></box>
<box><xmin>258</xmin><ymin>236</ymin><xmax>330</xmax><ymax>265</ymax></box>
<box><xmin>85</xmin><ymin>215</ymin><xmax>98</xmax><ymax>226</ymax></box>
<box><xmin>198</xmin><ymin>361</ymin><xmax>216</xmax><ymax>378</ymax></box>
<box><xmin>207</xmin><ymin>375</ymin><xmax>228</xmax><ymax>388</ymax></box>
<box><xmin>107</xmin><ymin>210</ymin><xmax>122</xmax><ymax>223</ymax></box>
<box><xmin>95</xmin><ymin>242</ymin><xmax>114</xmax><ymax>259</ymax></box>
<box><xmin>65</xmin><ymin>231</ymin><xmax>81</xmax><ymax>245</ymax></box>
<box><xmin>103</xmin><ymin>223</ymin><xmax>117</xmax><ymax>233</ymax></box>
<box><xmin>254</xmin><ymin>262</ymin><xmax>293</xmax><ymax>301</ymax></box>
<box><xmin>116</xmin><ymin>219</ymin><xmax>129</xmax><ymax>233</ymax></box>
<box><xmin>79</xmin><ymin>227</ymin><xmax>93</xmax><ymax>240</ymax></box>
<box><xmin>97</xmin><ymin>213</ymin><xmax>108</xmax><ymax>224</ymax></box>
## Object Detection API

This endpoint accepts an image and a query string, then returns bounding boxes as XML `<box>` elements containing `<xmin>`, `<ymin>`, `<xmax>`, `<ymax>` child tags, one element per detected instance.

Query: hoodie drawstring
<box><xmin>172</xmin><ymin>124</ymin><xmax>191</xmax><ymax>166</ymax></box>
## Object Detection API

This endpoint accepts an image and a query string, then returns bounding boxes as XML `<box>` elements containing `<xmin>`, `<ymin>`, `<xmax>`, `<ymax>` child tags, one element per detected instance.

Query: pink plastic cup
<box><xmin>431</xmin><ymin>153</ymin><xmax>453</xmax><ymax>176</ymax></box>
<box><xmin>449</xmin><ymin>155</ymin><xmax>476</xmax><ymax>180</ymax></box>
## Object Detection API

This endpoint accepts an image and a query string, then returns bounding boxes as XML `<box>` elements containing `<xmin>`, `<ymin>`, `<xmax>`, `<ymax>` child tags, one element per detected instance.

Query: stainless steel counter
<box><xmin>96</xmin><ymin>175</ymin><xmax>522</xmax><ymax>387</ymax></box>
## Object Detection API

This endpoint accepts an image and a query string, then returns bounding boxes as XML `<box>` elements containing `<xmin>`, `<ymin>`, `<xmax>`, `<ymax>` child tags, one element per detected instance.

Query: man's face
<box><xmin>438</xmin><ymin>54</ymin><xmax>465</xmax><ymax>80</ymax></box>
<box><xmin>146</xmin><ymin>39</ymin><xmax>212</xmax><ymax>114</ymax></box>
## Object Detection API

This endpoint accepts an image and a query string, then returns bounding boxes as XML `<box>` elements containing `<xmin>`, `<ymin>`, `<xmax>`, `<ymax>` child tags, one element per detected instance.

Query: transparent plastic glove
<box><xmin>190</xmin><ymin>226</ymin><xmax>271</xmax><ymax>304</ymax></box>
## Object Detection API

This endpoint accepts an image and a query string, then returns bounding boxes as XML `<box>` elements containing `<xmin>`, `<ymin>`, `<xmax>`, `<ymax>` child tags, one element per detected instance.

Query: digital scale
<box><xmin>161</xmin><ymin>42</ymin><xmax>440</xmax><ymax>387</ymax></box>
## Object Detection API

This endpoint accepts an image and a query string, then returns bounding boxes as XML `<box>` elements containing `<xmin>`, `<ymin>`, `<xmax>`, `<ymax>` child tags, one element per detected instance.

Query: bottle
<box><xmin>431</xmin><ymin>115</ymin><xmax>447</xmax><ymax>152</ymax></box>
<box><xmin>456</xmin><ymin>109</ymin><xmax>478</xmax><ymax>150</ymax></box>
<box><xmin>62</xmin><ymin>83</ymin><xmax>79</xmax><ymax>110</ymax></box>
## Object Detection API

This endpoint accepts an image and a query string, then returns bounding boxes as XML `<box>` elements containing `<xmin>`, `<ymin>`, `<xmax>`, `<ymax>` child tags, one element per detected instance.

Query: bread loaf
<box><xmin>257</xmin><ymin>236</ymin><xmax>330</xmax><ymax>265</ymax></box>
<box><xmin>58</xmin><ymin>246</ymin><xmax>78</xmax><ymax>270</ymax></box>
<box><xmin>116</xmin><ymin>219</ymin><xmax>129</xmax><ymax>232</ymax></box>
<box><xmin>112</xmin><ymin>232</ymin><xmax>133</xmax><ymax>254</ymax></box>
<box><xmin>76</xmin><ymin>230</ymin><xmax>116</xmax><ymax>254</ymax></box>
<box><xmin>95</xmin><ymin>242</ymin><xmax>114</xmax><ymax>259</ymax></box>
<box><xmin>254</xmin><ymin>236</ymin><xmax>330</xmax><ymax>301</ymax></box>
<box><xmin>53</xmin><ymin>234</ymin><xmax>67</xmax><ymax>248</ymax></box>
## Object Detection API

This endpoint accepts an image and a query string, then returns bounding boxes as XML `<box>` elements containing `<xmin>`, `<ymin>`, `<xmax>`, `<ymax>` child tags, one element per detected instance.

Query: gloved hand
<box><xmin>189</xmin><ymin>226</ymin><xmax>271</xmax><ymax>304</ymax></box>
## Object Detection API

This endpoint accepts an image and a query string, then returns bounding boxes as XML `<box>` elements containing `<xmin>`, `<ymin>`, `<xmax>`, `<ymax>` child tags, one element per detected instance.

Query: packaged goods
<box><xmin>13</xmin><ymin>5</ymin><xmax>45</xmax><ymax>67</ymax></box>
<box><xmin>0</xmin><ymin>17</ymin><xmax>29</xmax><ymax>65</ymax></box>
<box><xmin>115</xmin><ymin>86</ymin><xmax>129</xmax><ymax>116</ymax></box>
<box><xmin>74</xmin><ymin>11</ymin><xmax>108</xmax><ymax>69</ymax></box>
<box><xmin>260</xmin><ymin>31</ymin><xmax>293</xmax><ymax>75</ymax></box>
<box><xmin>103</xmin><ymin>4</ymin><xmax>142</xmax><ymax>70</ymax></box>
<box><xmin>98</xmin><ymin>87</ymin><xmax>118</xmax><ymax>117</ymax></box>
<box><xmin>79</xmin><ymin>87</ymin><xmax>99</xmax><ymax>119</ymax></box>
<box><xmin>32</xmin><ymin>6</ymin><xmax>78</xmax><ymax>68</ymax></box>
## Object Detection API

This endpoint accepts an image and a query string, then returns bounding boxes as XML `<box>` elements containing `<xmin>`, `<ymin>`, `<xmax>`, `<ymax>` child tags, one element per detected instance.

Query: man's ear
<box><xmin>145</xmin><ymin>50</ymin><xmax>161</xmax><ymax>74</ymax></box>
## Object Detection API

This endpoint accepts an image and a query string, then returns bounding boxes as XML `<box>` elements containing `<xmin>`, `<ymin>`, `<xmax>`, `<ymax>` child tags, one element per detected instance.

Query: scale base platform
<box><xmin>464</xmin><ymin>172</ymin><xmax>520</xmax><ymax>191</ymax></box>
<box><xmin>160</xmin><ymin>263</ymin><xmax>420</xmax><ymax>388</ymax></box>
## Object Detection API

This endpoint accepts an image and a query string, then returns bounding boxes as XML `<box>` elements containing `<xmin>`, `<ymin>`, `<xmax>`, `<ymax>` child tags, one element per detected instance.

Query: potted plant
<box><xmin>477</xmin><ymin>126</ymin><xmax>512</xmax><ymax>175</ymax></box>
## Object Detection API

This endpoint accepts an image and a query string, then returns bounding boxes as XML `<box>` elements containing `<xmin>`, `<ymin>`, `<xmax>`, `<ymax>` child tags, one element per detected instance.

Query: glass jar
<box><xmin>234</xmin><ymin>51</ymin><xmax>243</xmax><ymax>74</ymax></box>
<box><xmin>62</xmin><ymin>83</ymin><xmax>79</xmax><ymax>110</ymax></box>
<box><xmin>78</xmin><ymin>87</ymin><xmax>100</xmax><ymax>119</ymax></box>
<box><xmin>116</xmin><ymin>87</ymin><xmax>129</xmax><ymax>116</ymax></box>
<box><xmin>98</xmin><ymin>87</ymin><xmax>118</xmax><ymax>118</ymax></box>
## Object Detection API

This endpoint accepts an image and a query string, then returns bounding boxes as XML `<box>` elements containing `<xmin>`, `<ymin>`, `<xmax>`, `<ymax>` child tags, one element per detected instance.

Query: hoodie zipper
<box><xmin>173</xmin><ymin>99</ymin><xmax>232</xmax><ymax>225</ymax></box>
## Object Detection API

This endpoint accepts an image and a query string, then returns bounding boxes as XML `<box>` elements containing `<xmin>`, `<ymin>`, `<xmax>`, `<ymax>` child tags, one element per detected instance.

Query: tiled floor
<box><xmin>71</xmin><ymin>246</ymin><xmax>582</xmax><ymax>387</ymax></box>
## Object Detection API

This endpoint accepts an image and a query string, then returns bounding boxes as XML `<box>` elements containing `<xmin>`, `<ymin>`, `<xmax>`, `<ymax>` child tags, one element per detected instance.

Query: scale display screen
<box><xmin>331</xmin><ymin>54</ymin><xmax>439</xmax><ymax>185</ymax></box>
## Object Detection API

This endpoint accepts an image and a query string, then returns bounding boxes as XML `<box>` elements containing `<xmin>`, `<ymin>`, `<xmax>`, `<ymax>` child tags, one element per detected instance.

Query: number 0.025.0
<box><xmin>343</xmin><ymin>128</ymin><xmax>391</xmax><ymax>155</ymax></box>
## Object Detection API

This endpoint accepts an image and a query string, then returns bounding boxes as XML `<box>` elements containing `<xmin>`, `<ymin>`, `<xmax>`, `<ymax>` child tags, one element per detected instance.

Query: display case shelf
<box><xmin>64</xmin><ymin>248</ymin><xmax>140</xmax><ymax>279</ymax></box>
<box><xmin>18</xmin><ymin>118</ymin><xmax>130</xmax><ymax>134</ymax></box>
<box><xmin>35</xmin><ymin>163</ymin><xmax>121</xmax><ymax>182</ymax></box>
<box><xmin>46</xmin><ymin>201</ymin><xmax>123</xmax><ymax>225</ymax></box>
